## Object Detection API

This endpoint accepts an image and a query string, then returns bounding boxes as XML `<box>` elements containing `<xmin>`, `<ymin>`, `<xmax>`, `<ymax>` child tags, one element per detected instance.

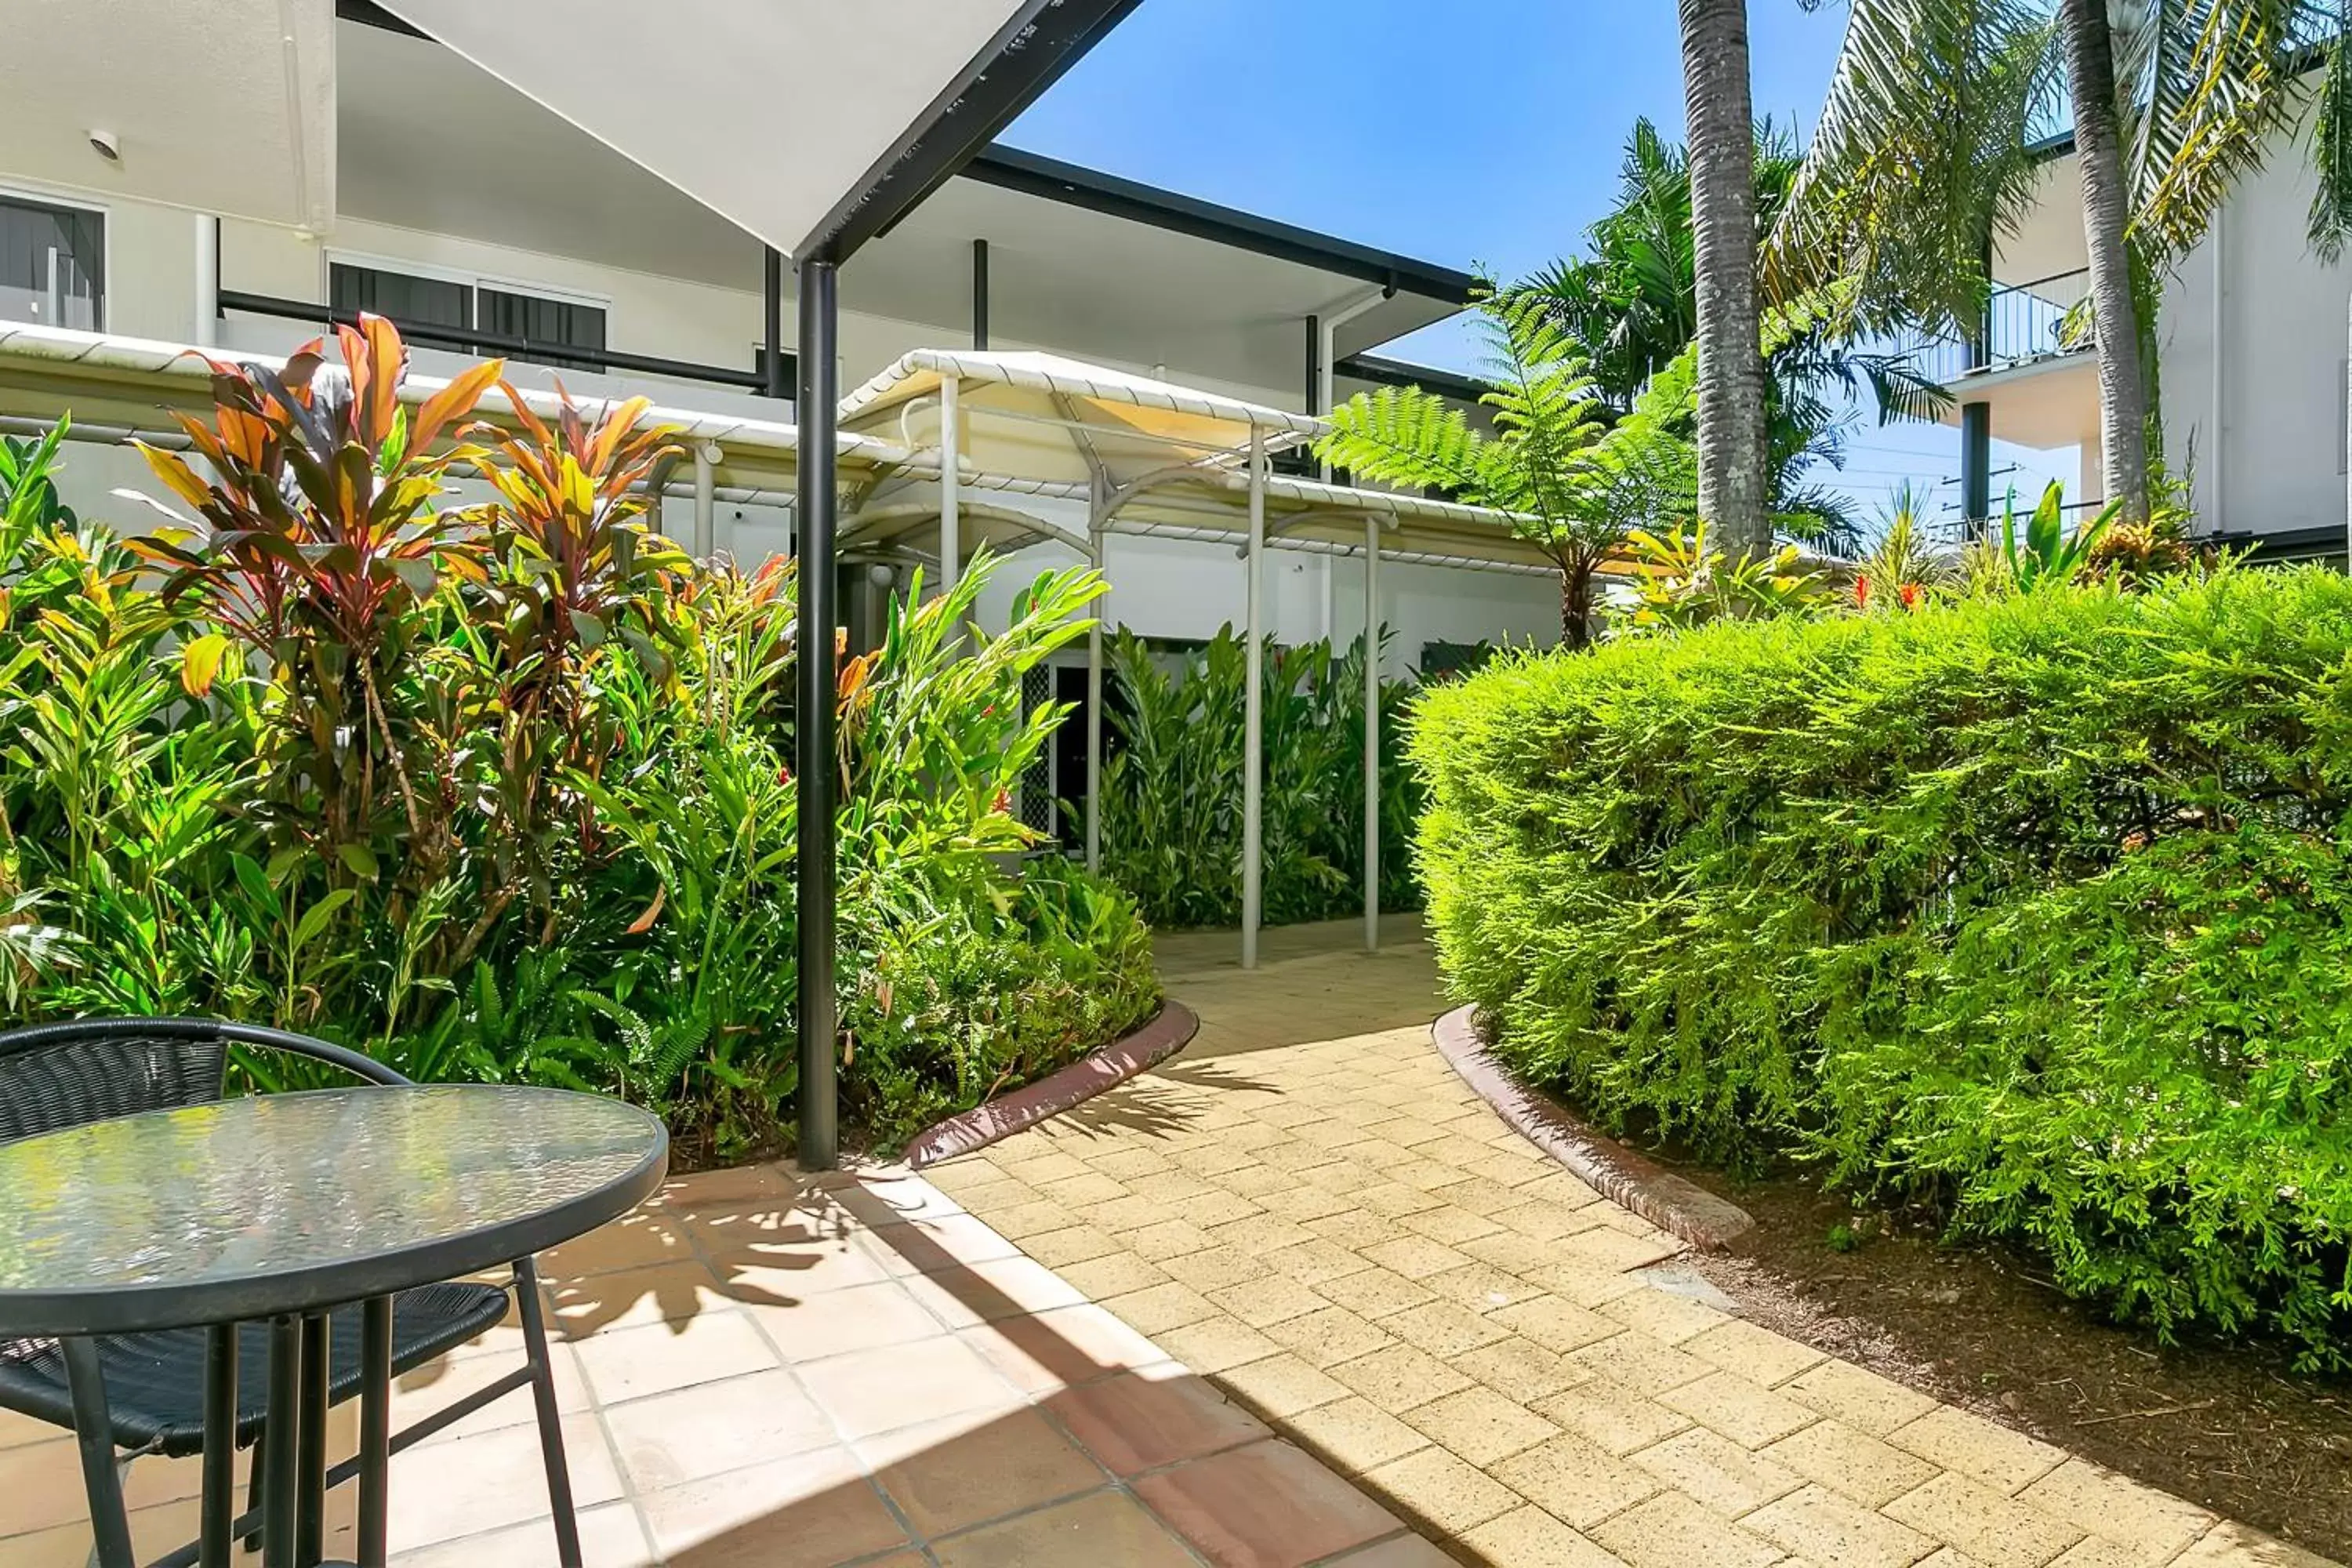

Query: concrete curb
<box><xmin>1432</xmin><ymin>1004</ymin><xmax>1755</xmax><ymax>1252</ymax></box>
<box><xmin>905</xmin><ymin>1000</ymin><xmax>1200</xmax><ymax>1168</ymax></box>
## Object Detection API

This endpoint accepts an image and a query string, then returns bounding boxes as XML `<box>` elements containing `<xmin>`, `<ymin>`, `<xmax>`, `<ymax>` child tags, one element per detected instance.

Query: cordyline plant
<box><xmin>129</xmin><ymin>318</ymin><xmax>502</xmax><ymax>884</ymax></box>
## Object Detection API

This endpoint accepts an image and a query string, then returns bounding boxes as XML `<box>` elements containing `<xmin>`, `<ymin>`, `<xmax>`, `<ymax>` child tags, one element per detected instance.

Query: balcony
<box><xmin>1923</xmin><ymin>268</ymin><xmax>2092</xmax><ymax>383</ymax></box>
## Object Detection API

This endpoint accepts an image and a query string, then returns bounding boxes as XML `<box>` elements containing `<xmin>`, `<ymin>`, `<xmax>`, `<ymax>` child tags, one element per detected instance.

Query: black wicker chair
<box><xmin>0</xmin><ymin>1018</ymin><xmax>584</xmax><ymax>1568</ymax></box>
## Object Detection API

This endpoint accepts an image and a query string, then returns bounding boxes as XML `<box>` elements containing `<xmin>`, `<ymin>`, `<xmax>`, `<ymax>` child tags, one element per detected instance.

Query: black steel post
<box><xmin>1962</xmin><ymin>401</ymin><xmax>1993</xmax><ymax>527</ymax></box>
<box><xmin>764</xmin><ymin>247</ymin><xmax>788</xmax><ymax>400</ymax></box>
<box><xmin>201</xmin><ymin>1324</ymin><xmax>238</xmax><ymax>1567</ymax></box>
<box><xmin>972</xmin><ymin>238</ymin><xmax>990</xmax><ymax>350</ymax></box>
<box><xmin>512</xmin><ymin>1260</ymin><xmax>583</xmax><ymax>1568</ymax></box>
<box><xmin>796</xmin><ymin>254</ymin><xmax>841</xmax><ymax>1171</ymax></box>
<box><xmin>1305</xmin><ymin>314</ymin><xmax>1322</xmax><ymax>415</ymax></box>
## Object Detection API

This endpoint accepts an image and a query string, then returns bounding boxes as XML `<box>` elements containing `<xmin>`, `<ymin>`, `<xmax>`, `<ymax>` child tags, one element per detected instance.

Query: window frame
<box><xmin>0</xmin><ymin>183</ymin><xmax>111</xmax><ymax>333</ymax></box>
<box><xmin>321</xmin><ymin>249</ymin><xmax>613</xmax><ymax>365</ymax></box>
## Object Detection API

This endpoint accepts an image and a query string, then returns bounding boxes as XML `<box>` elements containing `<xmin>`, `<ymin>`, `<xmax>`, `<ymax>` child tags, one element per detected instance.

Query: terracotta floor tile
<box><xmin>387</xmin><ymin>1501</ymin><xmax>653</xmax><ymax>1568</ymax></box>
<box><xmin>388</xmin><ymin>1341</ymin><xmax>593</xmax><ymax>1444</ymax></box>
<box><xmin>0</xmin><ymin>1439</ymin><xmax>113</xmax><ymax>1534</ymax></box>
<box><xmin>638</xmin><ymin>1446</ymin><xmax>910</xmax><ymax>1568</ymax></box>
<box><xmin>741</xmin><ymin>1277</ymin><xmax>950</xmax><ymax>1363</ymax></box>
<box><xmin>383</xmin><ymin>1412</ymin><xmax>624</xmax><ymax>1553</ymax></box>
<box><xmin>705</xmin><ymin>1232</ymin><xmax>895</xmax><ymax>1300</ymax></box>
<box><xmin>571</xmin><ymin>1308</ymin><xmax>782</xmax><ymax>1405</ymax></box>
<box><xmin>549</xmin><ymin>1258</ymin><xmax>734</xmax><ymax>1338</ymax></box>
<box><xmin>930</xmin><ymin>1489</ymin><xmax>1199</xmax><ymax>1568</ymax></box>
<box><xmin>895</xmin><ymin>1253</ymin><xmax>1089</xmax><ymax>1327</ymax></box>
<box><xmin>865</xmin><ymin>1406</ymin><xmax>1105</xmax><ymax>1537</ymax></box>
<box><xmin>541</xmin><ymin>1211</ymin><xmax>698</xmax><ymax>1279</ymax></box>
<box><xmin>797</xmin><ymin>1333</ymin><xmax>1022</xmax><ymax>1441</ymax></box>
<box><xmin>958</xmin><ymin>1301</ymin><xmax>1171</xmax><ymax>1393</ymax></box>
<box><xmin>1045</xmin><ymin>1368</ymin><xmax>1269</xmax><ymax>1474</ymax></box>
<box><xmin>604</xmin><ymin>1367</ymin><xmax>837</xmax><ymax>1491</ymax></box>
<box><xmin>1138</xmin><ymin>1438</ymin><xmax>1399</xmax><ymax>1568</ymax></box>
<box><xmin>856</xmin><ymin>1212</ymin><xmax>1025</xmax><ymax>1276</ymax></box>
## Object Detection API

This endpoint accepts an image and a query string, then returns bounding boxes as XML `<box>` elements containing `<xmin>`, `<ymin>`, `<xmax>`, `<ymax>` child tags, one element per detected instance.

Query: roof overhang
<box><xmin>376</xmin><ymin>0</ymin><xmax>1138</xmax><ymax>263</ymax></box>
<box><xmin>0</xmin><ymin>0</ymin><xmax>336</xmax><ymax>231</ymax></box>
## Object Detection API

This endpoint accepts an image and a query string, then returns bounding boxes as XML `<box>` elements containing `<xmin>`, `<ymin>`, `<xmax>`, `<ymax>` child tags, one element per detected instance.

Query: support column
<box><xmin>939</xmin><ymin>376</ymin><xmax>961</xmax><ymax>596</ymax></box>
<box><xmin>795</xmin><ymin>256</ymin><xmax>840</xmax><ymax>1171</ymax></box>
<box><xmin>1086</xmin><ymin>473</ymin><xmax>1105</xmax><ymax>874</ymax></box>
<box><xmin>1243</xmin><ymin>426</ymin><xmax>1265</xmax><ymax>971</ymax></box>
<box><xmin>692</xmin><ymin>442</ymin><xmax>717</xmax><ymax>560</ymax></box>
<box><xmin>763</xmin><ymin>247</ymin><xmax>788</xmax><ymax>401</ymax></box>
<box><xmin>1961</xmin><ymin>401</ymin><xmax>1991</xmax><ymax>528</ymax></box>
<box><xmin>1363</xmin><ymin>515</ymin><xmax>1380</xmax><ymax>955</ymax></box>
<box><xmin>972</xmin><ymin>239</ymin><xmax>990</xmax><ymax>351</ymax></box>
<box><xmin>194</xmin><ymin>213</ymin><xmax>220</xmax><ymax>348</ymax></box>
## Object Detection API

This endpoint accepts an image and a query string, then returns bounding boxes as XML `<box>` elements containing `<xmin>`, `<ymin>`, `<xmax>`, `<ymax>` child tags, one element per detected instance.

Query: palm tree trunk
<box><xmin>2059</xmin><ymin>0</ymin><xmax>2153</xmax><ymax>526</ymax></box>
<box><xmin>1559</xmin><ymin>554</ymin><xmax>1596</xmax><ymax>650</ymax></box>
<box><xmin>1679</xmin><ymin>0</ymin><xmax>1773</xmax><ymax>559</ymax></box>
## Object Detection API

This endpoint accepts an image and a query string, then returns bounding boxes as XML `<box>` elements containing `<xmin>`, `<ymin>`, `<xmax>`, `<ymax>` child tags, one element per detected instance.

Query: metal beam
<box><xmin>972</xmin><ymin>238</ymin><xmax>990</xmax><ymax>350</ymax></box>
<box><xmin>763</xmin><ymin>248</ymin><xmax>788</xmax><ymax>401</ymax></box>
<box><xmin>795</xmin><ymin>257</ymin><xmax>840</xmax><ymax>1171</ymax></box>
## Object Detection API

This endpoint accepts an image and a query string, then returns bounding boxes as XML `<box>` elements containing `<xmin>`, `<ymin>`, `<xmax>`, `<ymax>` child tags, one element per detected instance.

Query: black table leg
<box><xmin>296</xmin><ymin>1313</ymin><xmax>328</xmax><ymax>1566</ymax></box>
<box><xmin>513</xmin><ymin>1260</ymin><xmax>583</xmax><ymax>1568</ymax></box>
<box><xmin>201</xmin><ymin>1323</ymin><xmax>239</xmax><ymax>1568</ymax></box>
<box><xmin>263</xmin><ymin>1316</ymin><xmax>299</xmax><ymax>1568</ymax></box>
<box><xmin>357</xmin><ymin>1297</ymin><xmax>391</xmax><ymax>1568</ymax></box>
<box><xmin>60</xmin><ymin>1337</ymin><xmax>135</xmax><ymax>1568</ymax></box>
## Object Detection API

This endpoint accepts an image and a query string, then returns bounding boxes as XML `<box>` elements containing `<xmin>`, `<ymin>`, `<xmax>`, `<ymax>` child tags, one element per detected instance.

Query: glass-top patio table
<box><xmin>0</xmin><ymin>1084</ymin><xmax>667</xmax><ymax>1568</ymax></box>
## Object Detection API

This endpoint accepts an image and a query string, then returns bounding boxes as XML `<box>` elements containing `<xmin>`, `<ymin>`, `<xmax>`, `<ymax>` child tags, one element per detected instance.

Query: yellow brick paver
<box><xmin>927</xmin><ymin>918</ymin><xmax>2338</xmax><ymax>1568</ymax></box>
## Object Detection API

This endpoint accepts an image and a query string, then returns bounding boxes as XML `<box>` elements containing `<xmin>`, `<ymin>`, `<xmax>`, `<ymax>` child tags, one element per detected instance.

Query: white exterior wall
<box><xmin>2153</xmin><ymin>144</ymin><xmax>2352</xmax><ymax>537</ymax></box>
<box><xmin>1</xmin><ymin>163</ymin><xmax>1556</xmax><ymax>670</ymax></box>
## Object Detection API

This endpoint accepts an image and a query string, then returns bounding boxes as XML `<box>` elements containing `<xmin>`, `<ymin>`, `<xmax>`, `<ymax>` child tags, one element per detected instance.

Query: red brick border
<box><xmin>905</xmin><ymin>1001</ymin><xmax>1200</xmax><ymax>1168</ymax></box>
<box><xmin>1432</xmin><ymin>1004</ymin><xmax>1755</xmax><ymax>1251</ymax></box>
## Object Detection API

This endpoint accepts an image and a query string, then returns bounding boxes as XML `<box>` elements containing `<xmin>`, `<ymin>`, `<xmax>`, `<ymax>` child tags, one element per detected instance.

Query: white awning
<box><xmin>377</xmin><ymin>1</ymin><xmax>1083</xmax><ymax>260</ymax></box>
<box><xmin>0</xmin><ymin>0</ymin><xmax>335</xmax><ymax>231</ymax></box>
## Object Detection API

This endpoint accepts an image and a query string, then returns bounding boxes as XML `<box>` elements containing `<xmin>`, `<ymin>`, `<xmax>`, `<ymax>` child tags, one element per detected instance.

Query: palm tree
<box><xmin>1679</xmin><ymin>0</ymin><xmax>1774</xmax><ymax>559</ymax></box>
<box><xmin>2060</xmin><ymin>0</ymin><xmax>2152</xmax><ymax>524</ymax></box>
<box><xmin>1311</xmin><ymin>293</ymin><xmax>1697</xmax><ymax>649</ymax></box>
<box><xmin>1773</xmin><ymin>0</ymin><xmax>2352</xmax><ymax>528</ymax></box>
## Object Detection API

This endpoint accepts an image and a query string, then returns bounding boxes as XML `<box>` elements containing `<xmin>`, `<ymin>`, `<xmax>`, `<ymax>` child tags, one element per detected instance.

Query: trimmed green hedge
<box><xmin>1412</xmin><ymin>569</ymin><xmax>2352</xmax><ymax>1365</ymax></box>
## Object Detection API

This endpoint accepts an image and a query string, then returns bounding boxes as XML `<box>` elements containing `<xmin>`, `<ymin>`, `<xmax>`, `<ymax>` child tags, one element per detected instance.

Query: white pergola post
<box><xmin>939</xmin><ymin>376</ymin><xmax>962</xmax><ymax>596</ymax></box>
<box><xmin>1086</xmin><ymin>497</ymin><xmax>1105</xmax><ymax>876</ymax></box>
<box><xmin>1243</xmin><ymin>425</ymin><xmax>1265</xmax><ymax>970</ymax></box>
<box><xmin>692</xmin><ymin>441</ymin><xmax>717</xmax><ymax>558</ymax></box>
<box><xmin>1363</xmin><ymin>514</ymin><xmax>1380</xmax><ymax>954</ymax></box>
<box><xmin>192</xmin><ymin>214</ymin><xmax>220</xmax><ymax>349</ymax></box>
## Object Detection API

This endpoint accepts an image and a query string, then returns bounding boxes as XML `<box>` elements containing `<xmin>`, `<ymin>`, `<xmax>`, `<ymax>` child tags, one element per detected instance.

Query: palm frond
<box><xmin>2127</xmin><ymin>0</ymin><xmax>2306</xmax><ymax>263</ymax></box>
<box><xmin>2310</xmin><ymin>7</ymin><xmax>2352</xmax><ymax>257</ymax></box>
<box><xmin>1312</xmin><ymin>386</ymin><xmax>1494</xmax><ymax>499</ymax></box>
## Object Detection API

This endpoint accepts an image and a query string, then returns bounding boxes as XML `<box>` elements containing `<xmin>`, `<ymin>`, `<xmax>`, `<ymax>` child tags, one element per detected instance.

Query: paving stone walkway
<box><xmin>926</xmin><ymin>919</ymin><xmax>2336</xmax><ymax>1568</ymax></box>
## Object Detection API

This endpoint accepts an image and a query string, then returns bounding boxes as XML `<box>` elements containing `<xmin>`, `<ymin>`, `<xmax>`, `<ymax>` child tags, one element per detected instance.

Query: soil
<box><xmin>1653</xmin><ymin>1156</ymin><xmax>2352</xmax><ymax>1559</ymax></box>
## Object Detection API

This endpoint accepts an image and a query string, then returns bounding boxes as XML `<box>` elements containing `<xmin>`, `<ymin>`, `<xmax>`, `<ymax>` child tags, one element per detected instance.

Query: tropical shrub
<box><xmin>1098</xmin><ymin>626</ymin><xmax>1418</xmax><ymax>930</ymax></box>
<box><xmin>0</xmin><ymin>323</ymin><xmax>1159</xmax><ymax>1160</ymax></box>
<box><xmin>1414</xmin><ymin>568</ymin><xmax>2352</xmax><ymax>1366</ymax></box>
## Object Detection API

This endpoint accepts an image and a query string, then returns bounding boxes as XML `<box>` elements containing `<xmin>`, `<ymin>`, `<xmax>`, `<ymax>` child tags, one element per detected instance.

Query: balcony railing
<box><xmin>1922</xmin><ymin>269</ymin><xmax>2092</xmax><ymax>383</ymax></box>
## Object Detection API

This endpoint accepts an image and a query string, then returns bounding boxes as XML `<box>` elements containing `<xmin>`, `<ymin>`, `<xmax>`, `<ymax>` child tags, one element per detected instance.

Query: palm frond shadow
<box><xmin>1050</xmin><ymin>1060</ymin><xmax>1280</xmax><ymax>1142</ymax></box>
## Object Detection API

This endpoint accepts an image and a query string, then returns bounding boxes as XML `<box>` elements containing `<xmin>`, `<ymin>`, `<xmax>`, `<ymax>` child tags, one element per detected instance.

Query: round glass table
<box><xmin>0</xmin><ymin>1084</ymin><xmax>668</xmax><ymax>1568</ymax></box>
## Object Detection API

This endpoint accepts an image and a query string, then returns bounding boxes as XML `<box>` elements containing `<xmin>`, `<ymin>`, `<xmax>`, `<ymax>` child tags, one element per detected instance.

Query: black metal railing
<box><xmin>1922</xmin><ymin>268</ymin><xmax>2092</xmax><ymax>383</ymax></box>
<box><xmin>216</xmin><ymin>289</ymin><xmax>783</xmax><ymax>397</ymax></box>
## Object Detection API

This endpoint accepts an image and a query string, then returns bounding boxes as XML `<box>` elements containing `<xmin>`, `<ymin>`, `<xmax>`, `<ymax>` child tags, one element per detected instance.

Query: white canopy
<box><xmin>378</xmin><ymin>1</ymin><xmax>1091</xmax><ymax>260</ymax></box>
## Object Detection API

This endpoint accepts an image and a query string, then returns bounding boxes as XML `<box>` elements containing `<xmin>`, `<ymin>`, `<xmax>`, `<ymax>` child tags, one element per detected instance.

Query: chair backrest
<box><xmin>0</xmin><ymin>1018</ymin><xmax>408</xmax><ymax>1146</ymax></box>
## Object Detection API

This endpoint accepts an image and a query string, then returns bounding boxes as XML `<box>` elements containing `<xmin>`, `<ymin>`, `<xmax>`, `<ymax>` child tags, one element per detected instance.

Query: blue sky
<box><xmin>1005</xmin><ymin>0</ymin><xmax>2077</xmax><ymax>531</ymax></box>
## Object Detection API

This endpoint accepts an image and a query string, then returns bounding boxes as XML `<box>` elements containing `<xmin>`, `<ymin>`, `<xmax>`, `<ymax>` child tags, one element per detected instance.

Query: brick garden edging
<box><xmin>904</xmin><ymin>1000</ymin><xmax>1200</xmax><ymax>1168</ymax></box>
<box><xmin>1432</xmin><ymin>1003</ymin><xmax>1755</xmax><ymax>1250</ymax></box>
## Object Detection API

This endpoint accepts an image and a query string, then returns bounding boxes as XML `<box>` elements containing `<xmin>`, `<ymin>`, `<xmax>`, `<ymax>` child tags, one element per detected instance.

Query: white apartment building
<box><xmin>1940</xmin><ymin>121</ymin><xmax>2352</xmax><ymax>561</ymax></box>
<box><xmin>0</xmin><ymin>0</ymin><xmax>1558</xmax><ymax>667</ymax></box>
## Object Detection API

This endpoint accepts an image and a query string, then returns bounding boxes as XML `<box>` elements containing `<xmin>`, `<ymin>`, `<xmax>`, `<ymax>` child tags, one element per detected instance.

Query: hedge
<box><xmin>1411</xmin><ymin>568</ymin><xmax>2352</xmax><ymax>1365</ymax></box>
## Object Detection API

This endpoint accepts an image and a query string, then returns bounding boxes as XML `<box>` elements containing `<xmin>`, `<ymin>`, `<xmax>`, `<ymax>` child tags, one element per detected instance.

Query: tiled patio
<box><xmin>2</xmin><ymin>1160</ymin><xmax>1439</xmax><ymax>1566</ymax></box>
<box><xmin>4</xmin><ymin>918</ymin><xmax>2338</xmax><ymax>1568</ymax></box>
